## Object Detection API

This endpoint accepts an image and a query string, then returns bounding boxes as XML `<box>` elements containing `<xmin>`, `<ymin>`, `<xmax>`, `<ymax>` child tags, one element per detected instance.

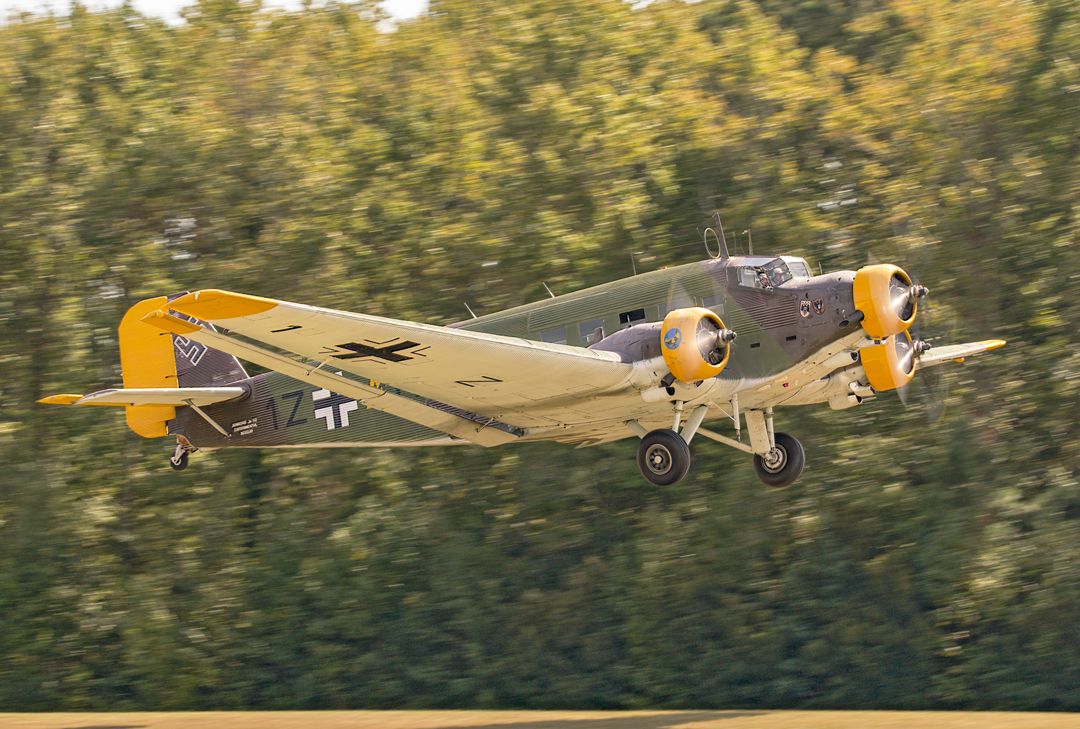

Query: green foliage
<box><xmin>0</xmin><ymin>0</ymin><xmax>1077</xmax><ymax>711</ymax></box>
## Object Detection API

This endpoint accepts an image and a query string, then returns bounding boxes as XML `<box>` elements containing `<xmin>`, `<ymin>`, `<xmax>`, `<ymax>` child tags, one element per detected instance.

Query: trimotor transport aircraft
<box><xmin>41</xmin><ymin>231</ymin><xmax>1004</xmax><ymax>487</ymax></box>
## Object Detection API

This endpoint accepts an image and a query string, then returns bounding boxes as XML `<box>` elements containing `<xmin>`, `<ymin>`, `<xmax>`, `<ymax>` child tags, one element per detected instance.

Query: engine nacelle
<box><xmin>853</xmin><ymin>263</ymin><xmax>919</xmax><ymax>339</ymax></box>
<box><xmin>660</xmin><ymin>307</ymin><xmax>735</xmax><ymax>383</ymax></box>
<box><xmin>859</xmin><ymin>330</ymin><xmax>917</xmax><ymax>392</ymax></box>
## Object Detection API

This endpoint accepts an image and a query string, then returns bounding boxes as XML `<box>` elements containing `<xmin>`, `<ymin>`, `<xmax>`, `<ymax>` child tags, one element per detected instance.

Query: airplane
<box><xmin>40</xmin><ymin>228</ymin><xmax>1005</xmax><ymax>488</ymax></box>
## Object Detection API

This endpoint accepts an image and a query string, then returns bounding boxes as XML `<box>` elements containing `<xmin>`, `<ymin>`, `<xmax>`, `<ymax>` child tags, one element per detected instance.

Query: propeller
<box><xmin>864</xmin><ymin>244</ymin><xmax>948</xmax><ymax>421</ymax></box>
<box><xmin>896</xmin><ymin>270</ymin><xmax>950</xmax><ymax>422</ymax></box>
<box><xmin>889</xmin><ymin>274</ymin><xmax>928</xmax><ymax>321</ymax></box>
<box><xmin>695</xmin><ymin>315</ymin><xmax>736</xmax><ymax>365</ymax></box>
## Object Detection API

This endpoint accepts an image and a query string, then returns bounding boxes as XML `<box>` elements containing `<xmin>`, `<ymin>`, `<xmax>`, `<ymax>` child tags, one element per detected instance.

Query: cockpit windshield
<box><xmin>739</xmin><ymin>258</ymin><xmax>792</xmax><ymax>290</ymax></box>
<box><xmin>737</xmin><ymin>257</ymin><xmax>811</xmax><ymax>290</ymax></box>
<box><xmin>786</xmin><ymin>259</ymin><xmax>811</xmax><ymax>278</ymax></box>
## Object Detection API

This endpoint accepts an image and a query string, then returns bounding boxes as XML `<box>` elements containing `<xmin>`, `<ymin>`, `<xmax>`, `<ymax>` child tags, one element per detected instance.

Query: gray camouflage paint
<box><xmin>170</xmin><ymin>255</ymin><xmax>860</xmax><ymax>448</ymax></box>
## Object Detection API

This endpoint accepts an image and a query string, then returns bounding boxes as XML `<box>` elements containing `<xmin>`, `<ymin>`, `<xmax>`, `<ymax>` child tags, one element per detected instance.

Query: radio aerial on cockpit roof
<box><xmin>704</xmin><ymin>212</ymin><xmax>730</xmax><ymax>260</ymax></box>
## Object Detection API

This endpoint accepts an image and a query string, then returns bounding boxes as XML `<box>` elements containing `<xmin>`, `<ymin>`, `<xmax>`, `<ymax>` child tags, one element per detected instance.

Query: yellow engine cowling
<box><xmin>860</xmin><ymin>330</ymin><xmax>917</xmax><ymax>392</ymax></box>
<box><xmin>661</xmin><ymin>307</ymin><xmax>734</xmax><ymax>383</ymax></box>
<box><xmin>853</xmin><ymin>263</ymin><xmax>918</xmax><ymax>339</ymax></box>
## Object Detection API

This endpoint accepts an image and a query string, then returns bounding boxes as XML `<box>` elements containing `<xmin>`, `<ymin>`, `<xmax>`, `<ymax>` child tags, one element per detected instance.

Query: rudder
<box><xmin>119</xmin><ymin>293</ymin><xmax>248</xmax><ymax>437</ymax></box>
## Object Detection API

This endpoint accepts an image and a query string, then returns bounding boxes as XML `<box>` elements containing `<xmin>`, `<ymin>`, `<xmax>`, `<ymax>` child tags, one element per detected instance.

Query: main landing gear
<box><xmin>169</xmin><ymin>435</ymin><xmax>198</xmax><ymax>471</ymax></box>
<box><xmin>637</xmin><ymin>429</ymin><xmax>692</xmax><ymax>486</ymax></box>
<box><xmin>752</xmin><ymin>431</ymin><xmax>805</xmax><ymax>488</ymax></box>
<box><xmin>628</xmin><ymin>401</ymin><xmax>805</xmax><ymax>488</ymax></box>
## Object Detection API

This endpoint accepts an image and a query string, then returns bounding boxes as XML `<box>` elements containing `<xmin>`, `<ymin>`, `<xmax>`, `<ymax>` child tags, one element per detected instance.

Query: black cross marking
<box><xmin>331</xmin><ymin>340</ymin><xmax>423</xmax><ymax>363</ymax></box>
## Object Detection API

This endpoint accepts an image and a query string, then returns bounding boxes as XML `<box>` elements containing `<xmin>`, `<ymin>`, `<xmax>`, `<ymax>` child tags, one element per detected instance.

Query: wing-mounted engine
<box><xmin>589</xmin><ymin>307</ymin><xmax>735</xmax><ymax>400</ymax></box>
<box><xmin>859</xmin><ymin>329</ymin><xmax>932</xmax><ymax>392</ymax></box>
<box><xmin>660</xmin><ymin>307</ymin><xmax>736</xmax><ymax>382</ymax></box>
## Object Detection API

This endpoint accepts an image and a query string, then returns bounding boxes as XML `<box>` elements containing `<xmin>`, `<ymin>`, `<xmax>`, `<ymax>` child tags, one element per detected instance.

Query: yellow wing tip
<box><xmin>39</xmin><ymin>393</ymin><xmax>83</xmax><ymax>405</ymax></box>
<box><xmin>168</xmin><ymin>289</ymin><xmax>278</xmax><ymax>321</ymax></box>
<box><xmin>980</xmin><ymin>339</ymin><xmax>1007</xmax><ymax>351</ymax></box>
<box><xmin>140</xmin><ymin>309</ymin><xmax>202</xmax><ymax>334</ymax></box>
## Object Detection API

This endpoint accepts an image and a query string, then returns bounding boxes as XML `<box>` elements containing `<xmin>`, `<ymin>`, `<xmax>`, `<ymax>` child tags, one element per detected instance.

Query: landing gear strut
<box><xmin>169</xmin><ymin>436</ymin><xmax>197</xmax><ymax>471</ymax></box>
<box><xmin>629</xmin><ymin>401</ymin><xmax>808</xmax><ymax>488</ymax></box>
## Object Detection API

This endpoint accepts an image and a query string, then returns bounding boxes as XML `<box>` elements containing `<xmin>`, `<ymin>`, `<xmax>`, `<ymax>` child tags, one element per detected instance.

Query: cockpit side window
<box><xmin>739</xmin><ymin>267</ymin><xmax>761</xmax><ymax>288</ymax></box>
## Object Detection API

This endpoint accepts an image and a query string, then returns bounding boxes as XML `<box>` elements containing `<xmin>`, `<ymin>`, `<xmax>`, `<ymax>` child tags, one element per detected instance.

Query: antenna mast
<box><xmin>712</xmin><ymin>211</ymin><xmax>730</xmax><ymax>259</ymax></box>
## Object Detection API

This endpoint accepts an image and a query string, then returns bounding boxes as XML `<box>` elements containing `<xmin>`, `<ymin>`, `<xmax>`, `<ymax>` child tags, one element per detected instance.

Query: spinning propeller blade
<box><xmin>896</xmin><ymin>269</ymin><xmax>949</xmax><ymax>422</ymax></box>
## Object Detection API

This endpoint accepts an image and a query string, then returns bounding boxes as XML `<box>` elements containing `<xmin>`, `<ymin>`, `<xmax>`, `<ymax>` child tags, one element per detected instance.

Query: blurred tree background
<box><xmin>1</xmin><ymin>0</ymin><xmax>1078</xmax><ymax>711</ymax></box>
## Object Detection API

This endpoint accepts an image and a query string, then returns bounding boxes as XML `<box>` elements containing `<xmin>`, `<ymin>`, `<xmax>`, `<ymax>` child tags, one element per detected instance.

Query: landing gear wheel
<box><xmin>169</xmin><ymin>451</ymin><xmax>189</xmax><ymax>471</ymax></box>
<box><xmin>636</xmin><ymin>429</ymin><xmax>692</xmax><ymax>486</ymax></box>
<box><xmin>169</xmin><ymin>437</ymin><xmax>196</xmax><ymax>471</ymax></box>
<box><xmin>753</xmin><ymin>432</ymin><xmax>805</xmax><ymax>488</ymax></box>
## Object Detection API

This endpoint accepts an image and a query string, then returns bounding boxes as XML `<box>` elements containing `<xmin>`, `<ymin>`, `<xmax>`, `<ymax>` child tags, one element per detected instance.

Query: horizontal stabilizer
<box><xmin>919</xmin><ymin>339</ymin><xmax>1006</xmax><ymax>368</ymax></box>
<box><xmin>39</xmin><ymin>387</ymin><xmax>246</xmax><ymax>408</ymax></box>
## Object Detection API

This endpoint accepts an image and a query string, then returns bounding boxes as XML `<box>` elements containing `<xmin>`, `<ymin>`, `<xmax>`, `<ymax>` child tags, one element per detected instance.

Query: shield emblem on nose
<box><xmin>799</xmin><ymin>300</ymin><xmax>811</xmax><ymax>318</ymax></box>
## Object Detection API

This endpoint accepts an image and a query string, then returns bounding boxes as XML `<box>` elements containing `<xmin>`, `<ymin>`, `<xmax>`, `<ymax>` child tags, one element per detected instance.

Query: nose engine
<box><xmin>853</xmin><ymin>263</ymin><xmax>926</xmax><ymax>338</ymax></box>
<box><xmin>853</xmin><ymin>264</ymin><xmax>930</xmax><ymax>391</ymax></box>
<box><xmin>661</xmin><ymin>307</ymin><xmax>736</xmax><ymax>383</ymax></box>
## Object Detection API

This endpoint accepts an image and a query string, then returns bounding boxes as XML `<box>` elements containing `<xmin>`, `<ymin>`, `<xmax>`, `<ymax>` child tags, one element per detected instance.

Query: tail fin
<box><xmin>119</xmin><ymin>293</ymin><xmax>248</xmax><ymax>437</ymax></box>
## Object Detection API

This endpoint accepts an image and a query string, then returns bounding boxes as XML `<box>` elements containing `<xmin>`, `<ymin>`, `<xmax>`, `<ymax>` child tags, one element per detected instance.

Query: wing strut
<box><xmin>184</xmin><ymin>399</ymin><xmax>231</xmax><ymax>438</ymax></box>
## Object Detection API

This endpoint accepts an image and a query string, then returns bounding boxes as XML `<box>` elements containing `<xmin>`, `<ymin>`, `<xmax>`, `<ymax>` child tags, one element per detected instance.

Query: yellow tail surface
<box><xmin>119</xmin><ymin>296</ymin><xmax>178</xmax><ymax>437</ymax></box>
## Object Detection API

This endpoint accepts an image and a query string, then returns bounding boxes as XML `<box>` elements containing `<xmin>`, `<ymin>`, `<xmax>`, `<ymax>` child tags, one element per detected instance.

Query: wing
<box><xmin>40</xmin><ymin>387</ymin><xmax>246</xmax><ymax>407</ymax></box>
<box><xmin>734</xmin><ymin>334</ymin><xmax>1006</xmax><ymax>410</ymax></box>
<box><xmin>917</xmin><ymin>339</ymin><xmax>1007</xmax><ymax>368</ymax></box>
<box><xmin>142</xmin><ymin>289</ymin><xmax>636</xmax><ymax>428</ymax></box>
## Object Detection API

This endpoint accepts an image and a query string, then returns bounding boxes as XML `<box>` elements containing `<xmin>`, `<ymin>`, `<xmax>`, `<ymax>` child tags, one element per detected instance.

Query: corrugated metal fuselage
<box><xmin>171</xmin><ymin>256</ymin><xmax>860</xmax><ymax>449</ymax></box>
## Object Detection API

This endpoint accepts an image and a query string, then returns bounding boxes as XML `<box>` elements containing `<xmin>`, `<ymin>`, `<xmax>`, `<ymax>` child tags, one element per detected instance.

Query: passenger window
<box><xmin>579</xmin><ymin>318</ymin><xmax>605</xmax><ymax>345</ymax></box>
<box><xmin>619</xmin><ymin>309</ymin><xmax>646</xmax><ymax>328</ymax></box>
<box><xmin>538</xmin><ymin>326</ymin><xmax>567</xmax><ymax>344</ymax></box>
<box><xmin>702</xmin><ymin>295</ymin><xmax>725</xmax><ymax>314</ymax></box>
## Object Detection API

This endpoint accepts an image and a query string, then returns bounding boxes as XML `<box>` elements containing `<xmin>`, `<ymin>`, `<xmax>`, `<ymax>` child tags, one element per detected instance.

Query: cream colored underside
<box><xmin>155</xmin><ymin>292</ymin><xmax>1003</xmax><ymax>447</ymax></box>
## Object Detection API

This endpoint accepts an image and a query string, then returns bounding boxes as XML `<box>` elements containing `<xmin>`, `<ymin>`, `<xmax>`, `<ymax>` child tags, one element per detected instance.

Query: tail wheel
<box><xmin>636</xmin><ymin>429</ymin><xmax>692</xmax><ymax>486</ymax></box>
<box><xmin>169</xmin><ymin>437</ymin><xmax>196</xmax><ymax>471</ymax></box>
<box><xmin>753</xmin><ymin>432</ymin><xmax>805</xmax><ymax>488</ymax></box>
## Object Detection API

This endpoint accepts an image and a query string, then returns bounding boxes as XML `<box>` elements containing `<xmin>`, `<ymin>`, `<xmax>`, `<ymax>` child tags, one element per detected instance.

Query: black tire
<box><xmin>636</xmin><ymin>429</ymin><xmax>692</xmax><ymax>486</ymax></box>
<box><xmin>752</xmin><ymin>432</ymin><xmax>805</xmax><ymax>488</ymax></box>
<box><xmin>169</xmin><ymin>452</ymin><xmax>189</xmax><ymax>471</ymax></box>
